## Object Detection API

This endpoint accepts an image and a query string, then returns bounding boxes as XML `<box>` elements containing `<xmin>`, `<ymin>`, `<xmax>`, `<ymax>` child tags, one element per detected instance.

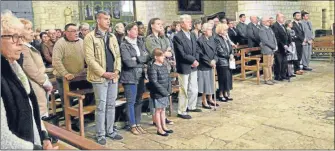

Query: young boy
<box><xmin>148</xmin><ymin>48</ymin><xmax>173</xmax><ymax>136</ymax></box>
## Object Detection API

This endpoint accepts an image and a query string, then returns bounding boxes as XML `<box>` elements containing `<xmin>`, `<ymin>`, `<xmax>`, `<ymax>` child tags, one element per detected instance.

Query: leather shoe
<box><xmin>202</xmin><ymin>103</ymin><xmax>212</xmax><ymax>109</ymax></box>
<box><xmin>177</xmin><ymin>114</ymin><xmax>192</xmax><ymax>119</ymax></box>
<box><xmin>303</xmin><ymin>67</ymin><xmax>312</xmax><ymax>71</ymax></box>
<box><xmin>207</xmin><ymin>101</ymin><xmax>219</xmax><ymax>106</ymax></box>
<box><xmin>219</xmin><ymin>97</ymin><xmax>228</xmax><ymax>102</ymax></box>
<box><xmin>163</xmin><ymin>129</ymin><xmax>174</xmax><ymax>133</ymax></box>
<box><xmin>290</xmin><ymin>74</ymin><xmax>296</xmax><ymax>77</ymax></box>
<box><xmin>187</xmin><ymin>108</ymin><xmax>202</xmax><ymax>112</ymax></box>
<box><xmin>157</xmin><ymin>131</ymin><xmax>169</xmax><ymax>136</ymax></box>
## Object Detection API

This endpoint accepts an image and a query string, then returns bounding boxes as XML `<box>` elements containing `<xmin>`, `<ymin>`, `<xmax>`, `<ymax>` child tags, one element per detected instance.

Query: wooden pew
<box><xmin>44</xmin><ymin>122</ymin><xmax>106</xmax><ymax>150</ymax></box>
<box><xmin>234</xmin><ymin>47</ymin><xmax>262</xmax><ymax>84</ymax></box>
<box><xmin>312</xmin><ymin>37</ymin><xmax>334</xmax><ymax>62</ymax></box>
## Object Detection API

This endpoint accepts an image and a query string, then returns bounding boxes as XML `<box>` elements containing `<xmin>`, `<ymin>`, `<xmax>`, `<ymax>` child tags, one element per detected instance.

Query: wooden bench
<box><xmin>312</xmin><ymin>37</ymin><xmax>334</xmax><ymax>62</ymax></box>
<box><xmin>234</xmin><ymin>47</ymin><xmax>262</xmax><ymax>84</ymax></box>
<box><xmin>44</xmin><ymin>122</ymin><xmax>106</xmax><ymax>150</ymax></box>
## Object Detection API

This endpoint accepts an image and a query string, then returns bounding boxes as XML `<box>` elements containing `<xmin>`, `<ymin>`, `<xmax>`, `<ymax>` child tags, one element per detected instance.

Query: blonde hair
<box><xmin>19</xmin><ymin>18</ymin><xmax>33</xmax><ymax>41</ymax></box>
<box><xmin>215</xmin><ymin>23</ymin><xmax>228</xmax><ymax>34</ymax></box>
<box><xmin>1</xmin><ymin>10</ymin><xmax>24</xmax><ymax>35</ymax></box>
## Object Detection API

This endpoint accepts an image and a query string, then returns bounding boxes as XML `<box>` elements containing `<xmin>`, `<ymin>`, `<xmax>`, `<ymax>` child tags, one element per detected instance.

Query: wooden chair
<box><xmin>312</xmin><ymin>39</ymin><xmax>334</xmax><ymax>62</ymax></box>
<box><xmin>234</xmin><ymin>47</ymin><xmax>262</xmax><ymax>84</ymax></box>
<box><xmin>63</xmin><ymin>74</ymin><xmax>94</xmax><ymax>137</ymax></box>
<box><xmin>44</xmin><ymin>122</ymin><xmax>106</xmax><ymax>150</ymax></box>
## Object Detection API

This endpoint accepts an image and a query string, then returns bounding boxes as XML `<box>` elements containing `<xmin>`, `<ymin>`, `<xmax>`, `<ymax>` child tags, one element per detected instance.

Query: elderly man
<box><xmin>301</xmin><ymin>11</ymin><xmax>314</xmax><ymax>71</ymax></box>
<box><xmin>41</xmin><ymin>29</ymin><xmax>57</xmax><ymax>67</ymax></box>
<box><xmin>271</xmin><ymin>13</ymin><xmax>291</xmax><ymax>81</ymax></box>
<box><xmin>173</xmin><ymin>14</ymin><xmax>202</xmax><ymax>119</ymax></box>
<box><xmin>236</xmin><ymin>14</ymin><xmax>248</xmax><ymax>45</ymax></box>
<box><xmin>79</xmin><ymin>22</ymin><xmax>90</xmax><ymax>39</ymax></box>
<box><xmin>247</xmin><ymin>16</ymin><xmax>261</xmax><ymax>48</ymax></box>
<box><xmin>259</xmin><ymin>16</ymin><xmax>278</xmax><ymax>85</ymax></box>
<box><xmin>84</xmin><ymin>11</ymin><xmax>123</xmax><ymax>145</ymax></box>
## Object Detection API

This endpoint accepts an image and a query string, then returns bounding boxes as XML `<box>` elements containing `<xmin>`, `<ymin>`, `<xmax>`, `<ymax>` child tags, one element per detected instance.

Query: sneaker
<box><xmin>136</xmin><ymin>126</ymin><xmax>147</xmax><ymax>134</ymax></box>
<box><xmin>96</xmin><ymin>136</ymin><xmax>106</xmax><ymax>145</ymax></box>
<box><xmin>106</xmin><ymin>132</ymin><xmax>123</xmax><ymax>140</ymax></box>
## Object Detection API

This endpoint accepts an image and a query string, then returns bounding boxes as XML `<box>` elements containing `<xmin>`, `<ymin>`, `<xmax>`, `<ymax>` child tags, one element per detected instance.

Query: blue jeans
<box><xmin>123</xmin><ymin>77</ymin><xmax>145</xmax><ymax>126</ymax></box>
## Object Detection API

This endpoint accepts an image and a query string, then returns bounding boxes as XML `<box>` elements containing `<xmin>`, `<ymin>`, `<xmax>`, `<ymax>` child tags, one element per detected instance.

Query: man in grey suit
<box><xmin>236</xmin><ymin>14</ymin><xmax>248</xmax><ymax>45</ymax></box>
<box><xmin>301</xmin><ymin>11</ymin><xmax>313</xmax><ymax>71</ymax></box>
<box><xmin>247</xmin><ymin>15</ymin><xmax>261</xmax><ymax>48</ymax></box>
<box><xmin>259</xmin><ymin>16</ymin><xmax>277</xmax><ymax>85</ymax></box>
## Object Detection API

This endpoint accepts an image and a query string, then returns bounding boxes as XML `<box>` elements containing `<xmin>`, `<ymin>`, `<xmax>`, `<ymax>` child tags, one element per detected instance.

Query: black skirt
<box><xmin>216</xmin><ymin>66</ymin><xmax>233</xmax><ymax>92</ymax></box>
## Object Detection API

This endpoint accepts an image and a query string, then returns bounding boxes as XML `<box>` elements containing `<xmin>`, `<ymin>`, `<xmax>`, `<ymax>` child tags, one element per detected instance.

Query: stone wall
<box><xmin>32</xmin><ymin>1</ymin><xmax>80</xmax><ymax>30</ymax></box>
<box><xmin>135</xmin><ymin>1</ymin><xmax>226</xmax><ymax>26</ymax></box>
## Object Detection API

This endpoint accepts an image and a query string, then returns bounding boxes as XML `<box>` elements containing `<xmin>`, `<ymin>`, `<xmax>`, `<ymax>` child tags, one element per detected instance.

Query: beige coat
<box><xmin>21</xmin><ymin>44</ymin><xmax>49</xmax><ymax>116</ymax></box>
<box><xmin>84</xmin><ymin>28</ymin><xmax>121</xmax><ymax>83</ymax></box>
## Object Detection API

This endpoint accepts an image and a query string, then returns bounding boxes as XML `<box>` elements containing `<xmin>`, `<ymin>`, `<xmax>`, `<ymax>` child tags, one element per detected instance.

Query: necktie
<box><xmin>231</xmin><ymin>28</ymin><xmax>237</xmax><ymax>36</ymax></box>
<box><xmin>298</xmin><ymin>22</ymin><xmax>303</xmax><ymax>31</ymax></box>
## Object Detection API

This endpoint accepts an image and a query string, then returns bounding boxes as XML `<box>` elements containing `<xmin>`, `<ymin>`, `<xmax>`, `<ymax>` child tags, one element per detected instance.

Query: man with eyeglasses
<box><xmin>52</xmin><ymin>23</ymin><xmax>87</xmax><ymax>129</ymax></box>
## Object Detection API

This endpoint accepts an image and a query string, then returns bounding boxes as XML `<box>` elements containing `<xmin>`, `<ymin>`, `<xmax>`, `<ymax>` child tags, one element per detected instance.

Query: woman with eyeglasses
<box><xmin>1</xmin><ymin>10</ymin><xmax>58</xmax><ymax>150</ymax></box>
<box><xmin>20</xmin><ymin>18</ymin><xmax>53</xmax><ymax>118</ymax></box>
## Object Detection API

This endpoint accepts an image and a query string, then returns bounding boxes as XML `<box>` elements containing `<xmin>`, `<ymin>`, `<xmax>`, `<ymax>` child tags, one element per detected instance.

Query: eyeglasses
<box><xmin>66</xmin><ymin>30</ymin><xmax>79</xmax><ymax>33</ymax></box>
<box><xmin>1</xmin><ymin>34</ymin><xmax>25</xmax><ymax>43</ymax></box>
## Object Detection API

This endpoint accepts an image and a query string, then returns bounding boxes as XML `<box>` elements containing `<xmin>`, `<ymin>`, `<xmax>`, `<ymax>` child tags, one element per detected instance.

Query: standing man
<box><xmin>228</xmin><ymin>20</ymin><xmax>239</xmax><ymax>44</ymax></box>
<box><xmin>41</xmin><ymin>29</ymin><xmax>57</xmax><ymax>67</ymax></box>
<box><xmin>247</xmin><ymin>15</ymin><xmax>261</xmax><ymax>48</ymax></box>
<box><xmin>301</xmin><ymin>11</ymin><xmax>313</xmax><ymax>71</ymax></box>
<box><xmin>271</xmin><ymin>13</ymin><xmax>291</xmax><ymax>81</ymax></box>
<box><xmin>236</xmin><ymin>14</ymin><xmax>248</xmax><ymax>45</ymax></box>
<box><xmin>291</xmin><ymin>12</ymin><xmax>305</xmax><ymax>75</ymax></box>
<box><xmin>173</xmin><ymin>14</ymin><xmax>201</xmax><ymax>119</ymax></box>
<box><xmin>259</xmin><ymin>16</ymin><xmax>277</xmax><ymax>85</ymax></box>
<box><xmin>84</xmin><ymin>11</ymin><xmax>123</xmax><ymax>145</ymax></box>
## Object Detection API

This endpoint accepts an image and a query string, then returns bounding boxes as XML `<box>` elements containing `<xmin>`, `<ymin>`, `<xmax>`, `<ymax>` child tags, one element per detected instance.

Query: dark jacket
<box><xmin>271</xmin><ymin>22</ymin><xmax>292</xmax><ymax>54</ymax></box>
<box><xmin>247</xmin><ymin>22</ymin><xmax>261</xmax><ymax>47</ymax></box>
<box><xmin>259</xmin><ymin>26</ymin><xmax>277</xmax><ymax>55</ymax></box>
<box><xmin>236</xmin><ymin>22</ymin><xmax>248</xmax><ymax>45</ymax></box>
<box><xmin>148</xmin><ymin>62</ymin><xmax>171</xmax><ymax>99</ymax></box>
<box><xmin>214</xmin><ymin>35</ymin><xmax>233</xmax><ymax>67</ymax></box>
<box><xmin>173</xmin><ymin>31</ymin><xmax>199</xmax><ymax>74</ymax></box>
<box><xmin>120</xmin><ymin>38</ymin><xmax>150</xmax><ymax>84</ymax></box>
<box><xmin>1</xmin><ymin>55</ymin><xmax>47</xmax><ymax>150</ymax></box>
<box><xmin>197</xmin><ymin>35</ymin><xmax>218</xmax><ymax>71</ymax></box>
<box><xmin>228</xmin><ymin>27</ymin><xmax>239</xmax><ymax>44</ymax></box>
<box><xmin>292</xmin><ymin>21</ymin><xmax>305</xmax><ymax>44</ymax></box>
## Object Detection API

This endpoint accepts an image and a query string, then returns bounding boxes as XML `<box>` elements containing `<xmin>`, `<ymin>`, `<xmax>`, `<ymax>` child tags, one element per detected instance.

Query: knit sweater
<box><xmin>52</xmin><ymin>37</ymin><xmax>85</xmax><ymax>77</ymax></box>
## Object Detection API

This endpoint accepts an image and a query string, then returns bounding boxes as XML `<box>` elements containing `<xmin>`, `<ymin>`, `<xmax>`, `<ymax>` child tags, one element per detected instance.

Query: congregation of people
<box><xmin>1</xmin><ymin>8</ymin><xmax>315</xmax><ymax>148</ymax></box>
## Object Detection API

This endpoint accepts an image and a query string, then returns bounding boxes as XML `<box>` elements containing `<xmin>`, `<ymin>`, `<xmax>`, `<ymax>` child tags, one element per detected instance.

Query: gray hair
<box><xmin>201</xmin><ymin>23</ymin><xmax>212</xmax><ymax>32</ymax></box>
<box><xmin>179</xmin><ymin>14</ymin><xmax>192</xmax><ymax>24</ymax></box>
<box><xmin>79</xmin><ymin>22</ymin><xmax>90</xmax><ymax>30</ymax></box>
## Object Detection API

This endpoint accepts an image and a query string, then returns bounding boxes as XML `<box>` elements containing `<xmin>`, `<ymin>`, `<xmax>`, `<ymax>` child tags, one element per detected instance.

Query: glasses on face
<box><xmin>1</xmin><ymin>34</ymin><xmax>25</xmax><ymax>43</ymax></box>
<box><xmin>67</xmin><ymin>30</ymin><xmax>79</xmax><ymax>33</ymax></box>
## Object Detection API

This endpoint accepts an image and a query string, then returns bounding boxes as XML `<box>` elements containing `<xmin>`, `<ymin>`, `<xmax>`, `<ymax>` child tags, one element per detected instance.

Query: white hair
<box><xmin>201</xmin><ymin>23</ymin><xmax>212</xmax><ymax>32</ymax></box>
<box><xmin>179</xmin><ymin>14</ymin><xmax>192</xmax><ymax>23</ymax></box>
<box><xmin>1</xmin><ymin>10</ymin><xmax>24</xmax><ymax>35</ymax></box>
<box><xmin>79</xmin><ymin>22</ymin><xmax>90</xmax><ymax>30</ymax></box>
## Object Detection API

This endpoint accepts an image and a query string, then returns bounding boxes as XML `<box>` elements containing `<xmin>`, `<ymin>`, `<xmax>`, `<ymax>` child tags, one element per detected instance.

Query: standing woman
<box><xmin>197</xmin><ymin>23</ymin><xmax>218</xmax><ymax>109</ymax></box>
<box><xmin>192</xmin><ymin>19</ymin><xmax>202</xmax><ymax>39</ymax></box>
<box><xmin>145</xmin><ymin>17</ymin><xmax>175</xmax><ymax>126</ymax></box>
<box><xmin>20</xmin><ymin>18</ymin><xmax>53</xmax><ymax>118</ymax></box>
<box><xmin>285</xmin><ymin>20</ymin><xmax>298</xmax><ymax>77</ymax></box>
<box><xmin>214</xmin><ymin>23</ymin><xmax>234</xmax><ymax>102</ymax></box>
<box><xmin>120</xmin><ymin>22</ymin><xmax>150</xmax><ymax>135</ymax></box>
<box><xmin>114</xmin><ymin>22</ymin><xmax>125</xmax><ymax>46</ymax></box>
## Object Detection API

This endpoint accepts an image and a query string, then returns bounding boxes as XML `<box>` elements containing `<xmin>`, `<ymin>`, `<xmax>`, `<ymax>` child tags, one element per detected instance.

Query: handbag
<box><xmin>229</xmin><ymin>58</ymin><xmax>236</xmax><ymax>69</ymax></box>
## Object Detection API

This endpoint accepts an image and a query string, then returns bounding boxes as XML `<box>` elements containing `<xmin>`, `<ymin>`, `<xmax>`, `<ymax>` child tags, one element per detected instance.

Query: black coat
<box><xmin>197</xmin><ymin>35</ymin><xmax>218</xmax><ymax>71</ymax></box>
<box><xmin>173</xmin><ymin>31</ymin><xmax>199</xmax><ymax>74</ymax></box>
<box><xmin>271</xmin><ymin>22</ymin><xmax>292</xmax><ymax>54</ymax></box>
<box><xmin>247</xmin><ymin>23</ymin><xmax>261</xmax><ymax>47</ymax></box>
<box><xmin>119</xmin><ymin>38</ymin><xmax>150</xmax><ymax>84</ymax></box>
<box><xmin>292</xmin><ymin>21</ymin><xmax>305</xmax><ymax>44</ymax></box>
<box><xmin>147</xmin><ymin>63</ymin><xmax>171</xmax><ymax>99</ymax></box>
<box><xmin>214</xmin><ymin>35</ymin><xmax>233</xmax><ymax>67</ymax></box>
<box><xmin>228</xmin><ymin>28</ymin><xmax>239</xmax><ymax>44</ymax></box>
<box><xmin>1</xmin><ymin>55</ymin><xmax>46</xmax><ymax>150</ymax></box>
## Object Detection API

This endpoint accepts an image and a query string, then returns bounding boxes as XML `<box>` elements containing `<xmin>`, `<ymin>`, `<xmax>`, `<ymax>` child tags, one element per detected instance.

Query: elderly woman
<box><xmin>20</xmin><ymin>18</ymin><xmax>53</xmax><ymax>118</ymax></box>
<box><xmin>145</xmin><ymin>17</ymin><xmax>175</xmax><ymax>126</ymax></box>
<box><xmin>114</xmin><ymin>22</ymin><xmax>125</xmax><ymax>46</ymax></box>
<box><xmin>120</xmin><ymin>23</ymin><xmax>150</xmax><ymax>135</ymax></box>
<box><xmin>214</xmin><ymin>23</ymin><xmax>234</xmax><ymax>102</ymax></box>
<box><xmin>1</xmin><ymin>11</ymin><xmax>57</xmax><ymax>150</ymax></box>
<box><xmin>197</xmin><ymin>23</ymin><xmax>218</xmax><ymax>109</ymax></box>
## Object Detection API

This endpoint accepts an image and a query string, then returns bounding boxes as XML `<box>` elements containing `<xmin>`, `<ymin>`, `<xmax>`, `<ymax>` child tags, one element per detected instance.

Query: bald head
<box><xmin>276</xmin><ymin>13</ymin><xmax>285</xmax><ymax>24</ymax></box>
<box><xmin>250</xmin><ymin>16</ymin><xmax>258</xmax><ymax>24</ymax></box>
<box><xmin>262</xmin><ymin>16</ymin><xmax>271</xmax><ymax>27</ymax></box>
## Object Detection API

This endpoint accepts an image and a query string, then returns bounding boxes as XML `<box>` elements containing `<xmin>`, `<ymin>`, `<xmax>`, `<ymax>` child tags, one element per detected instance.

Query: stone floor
<box><xmin>83</xmin><ymin>61</ymin><xmax>334</xmax><ymax>149</ymax></box>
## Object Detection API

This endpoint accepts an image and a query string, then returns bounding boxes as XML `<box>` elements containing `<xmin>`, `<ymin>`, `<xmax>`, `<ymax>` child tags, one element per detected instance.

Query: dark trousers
<box><xmin>293</xmin><ymin>42</ymin><xmax>303</xmax><ymax>72</ymax></box>
<box><xmin>274</xmin><ymin>52</ymin><xmax>288</xmax><ymax>80</ymax></box>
